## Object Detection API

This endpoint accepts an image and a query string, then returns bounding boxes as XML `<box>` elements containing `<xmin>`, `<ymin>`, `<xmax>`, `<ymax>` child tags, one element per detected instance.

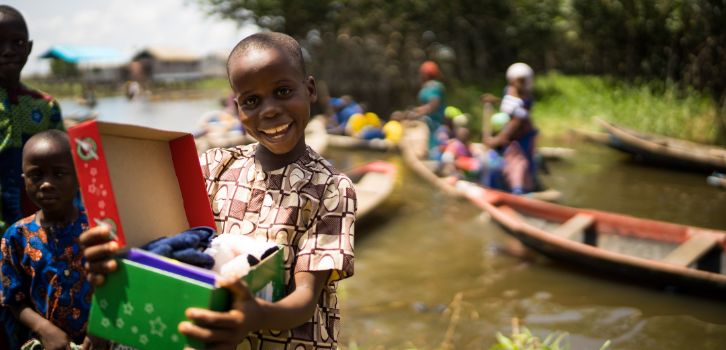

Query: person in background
<box><xmin>80</xmin><ymin>32</ymin><xmax>356</xmax><ymax>350</ymax></box>
<box><xmin>0</xmin><ymin>6</ymin><xmax>65</xmax><ymax>348</ymax></box>
<box><xmin>483</xmin><ymin>62</ymin><xmax>538</xmax><ymax>194</ymax></box>
<box><xmin>326</xmin><ymin>95</ymin><xmax>363</xmax><ymax>135</ymax></box>
<box><xmin>412</xmin><ymin>60</ymin><xmax>447</xmax><ymax>152</ymax></box>
<box><xmin>1</xmin><ymin>131</ymin><xmax>91</xmax><ymax>350</ymax></box>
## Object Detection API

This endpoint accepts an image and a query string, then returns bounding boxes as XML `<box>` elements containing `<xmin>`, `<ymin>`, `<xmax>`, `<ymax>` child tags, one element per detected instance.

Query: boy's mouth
<box><xmin>258</xmin><ymin>122</ymin><xmax>293</xmax><ymax>141</ymax></box>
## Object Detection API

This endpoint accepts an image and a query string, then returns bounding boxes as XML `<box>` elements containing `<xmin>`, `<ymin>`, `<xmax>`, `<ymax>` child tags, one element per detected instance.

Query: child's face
<box><xmin>22</xmin><ymin>141</ymin><xmax>78</xmax><ymax>216</ymax></box>
<box><xmin>0</xmin><ymin>14</ymin><xmax>31</xmax><ymax>83</ymax></box>
<box><xmin>229</xmin><ymin>47</ymin><xmax>317</xmax><ymax>155</ymax></box>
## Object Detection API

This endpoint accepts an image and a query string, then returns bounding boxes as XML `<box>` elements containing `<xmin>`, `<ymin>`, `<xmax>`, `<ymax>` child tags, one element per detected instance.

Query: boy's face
<box><xmin>22</xmin><ymin>140</ymin><xmax>78</xmax><ymax>216</ymax></box>
<box><xmin>229</xmin><ymin>47</ymin><xmax>317</xmax><ymax>154</ymax></box>
<box><xmin>0</xmin><ymin>14</ymin><xmax>31</xmax><ymax>83</ymax></box>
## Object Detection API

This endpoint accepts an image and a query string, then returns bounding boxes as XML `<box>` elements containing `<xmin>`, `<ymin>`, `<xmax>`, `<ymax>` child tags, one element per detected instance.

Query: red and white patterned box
<box><xmin>67</xmin><ymin>120</ymin><xmax>215</xmax><ymax>247</ymax></box>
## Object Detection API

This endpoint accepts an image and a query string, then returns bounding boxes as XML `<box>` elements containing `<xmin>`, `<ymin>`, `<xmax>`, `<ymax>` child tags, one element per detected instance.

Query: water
<box><xmin>64</xmin><ymin>97</ymin><xmax>726</xmax><ymax>350</ymax></box>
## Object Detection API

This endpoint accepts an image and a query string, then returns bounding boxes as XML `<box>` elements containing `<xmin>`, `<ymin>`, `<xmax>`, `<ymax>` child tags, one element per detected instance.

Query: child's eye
<box><xmin>242</xmin><ymin>96</ymin><xmax>259</xmax><ymax>108</ymax></box>
<box><xmin>15</xmin><ymin>39</ymin><xmax>27</xmax><ymax>47</ymax></box>
<box><xmin>275</xmin><ymin>87</ymin><xmax>292</xmax><ymax>97</ymax></box>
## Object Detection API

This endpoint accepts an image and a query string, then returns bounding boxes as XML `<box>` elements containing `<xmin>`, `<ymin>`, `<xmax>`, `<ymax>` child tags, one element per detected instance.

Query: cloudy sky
<box><xmin>4</xmin><ymin>0</ymin><xmax>258</xmax><ymax>75</ymax></box>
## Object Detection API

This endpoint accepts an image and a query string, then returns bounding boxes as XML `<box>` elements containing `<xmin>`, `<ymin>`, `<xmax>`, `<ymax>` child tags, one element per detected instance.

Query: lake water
<box><xmin>61</xmin><ymin>97</ymin><xmax>726</xmax><ymax>350</ymax></box>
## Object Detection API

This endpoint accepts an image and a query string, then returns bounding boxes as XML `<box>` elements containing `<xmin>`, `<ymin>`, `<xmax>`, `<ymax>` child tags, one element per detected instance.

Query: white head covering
<box><xmin>506</xmin><ymin>62</ymin><xmax>534</xmax><ymax>91</ymax></box>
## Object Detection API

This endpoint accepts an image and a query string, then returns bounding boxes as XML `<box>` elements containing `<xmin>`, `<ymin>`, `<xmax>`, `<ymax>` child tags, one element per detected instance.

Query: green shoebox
<box><xmin>87</xmin><ymin>248</ymin><xmax>285</xmax><ymax>350</ymax></box>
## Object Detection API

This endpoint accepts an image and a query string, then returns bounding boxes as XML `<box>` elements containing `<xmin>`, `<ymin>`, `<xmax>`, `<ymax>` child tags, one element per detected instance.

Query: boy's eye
<box><xmin>15</xmin><ymin>39</ymin><xmax>27</xmax><ymax>47</ymax></box>
<box><xmin>275</xmin><ymin>87</ymin><xmax>292</xmax><ymax>97</ymax></box>
<box><xmin>242</xmin><ymin>96</ymin><xmax>259</xmax><ymax>108</ymax></box>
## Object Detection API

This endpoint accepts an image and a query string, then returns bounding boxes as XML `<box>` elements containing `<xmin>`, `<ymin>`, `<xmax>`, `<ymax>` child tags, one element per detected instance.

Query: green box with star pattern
<box><xmin>87</xmin><ymin>248</ymin><xmax>284</xmax><ymax>350</ymax></box>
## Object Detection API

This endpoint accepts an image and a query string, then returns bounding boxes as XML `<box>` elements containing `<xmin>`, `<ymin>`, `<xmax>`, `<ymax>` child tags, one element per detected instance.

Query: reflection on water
<box><xmin>65</xmin><ymin>98</ymin><xmax>726</xmax><ymax>350</ymax></box>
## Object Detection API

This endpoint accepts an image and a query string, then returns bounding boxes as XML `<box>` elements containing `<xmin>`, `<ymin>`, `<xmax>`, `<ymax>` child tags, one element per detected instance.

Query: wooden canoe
<box><xmin>400</xmin><ymin>120</ymin><xmax>562</xmax><ymax>201</ymax></box>
<box><xmin>345</xmin><ymin>161</ymin><xmax>397</xmax><ymax>219</ymax></box>
<box><xmin>597</xmin><ymin>118</ymin><xmax>726</xmax><ymax>173</ymax></box>
<box><xmin>456</xmin><ymin>181</ymin><xmax>726</xmax><ymax>294</ymax></box>
<box><xmin>196</xmin><ymin>115</ymin><xmax>329</xmax><ymax>155</ymax></box>
<box><xmin>328</xmin><ymin>134</ymin><xmax>397</xmax><ymax>152</ymax></box>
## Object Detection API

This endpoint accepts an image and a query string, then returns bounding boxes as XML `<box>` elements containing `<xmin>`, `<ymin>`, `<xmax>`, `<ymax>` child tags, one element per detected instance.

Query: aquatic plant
<box><xmin>488</xmin><ymin>319</ymin><xmax>611</xmax><ymax>350</ymax></box>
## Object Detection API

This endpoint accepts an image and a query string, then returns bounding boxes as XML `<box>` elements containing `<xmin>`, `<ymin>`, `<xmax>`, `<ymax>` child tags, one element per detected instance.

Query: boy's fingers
<box><xmin>87</xmin><ymin>274</ymin><xmax>106</xmax><ymax>286</ymax></box>
<box><xmin>178</xmin><ymin>321</ymin><xmax>237</xmax><ymax>342</ymax></box>
<box><xmin>184</xmin><ymin>308</ymin><xmax>242</xmax><ymax>329</ymax></box>
<box><xmin>83</xmin><ymin>241</ymin><xmax>119</xmax><ymax>261</ymax></box>
<box><xmin>217</xmin><ymin>278</ymin><xmax>252</xmax><ymax>302</ymax></box>
<box><xmin>86</xmin><ymin>259</ymin><xmax>117</xmax><ymax>274</ymax></box>
<box><xmin>79</xmin><ymin>226</ymin><xmax>112</xmax><ymax>247</ymax></box>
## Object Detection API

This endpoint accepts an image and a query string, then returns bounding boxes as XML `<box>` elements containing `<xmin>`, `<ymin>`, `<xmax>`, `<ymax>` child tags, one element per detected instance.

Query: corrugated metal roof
<box><xmin>133</xmin><ymin>47</ymin><xmax>201</xmax><ymax>62</ymax></box>
<box><xmin>40</xmin><ymin>45</ymin><xmax>128</xmax><ymax>64</ymax></box>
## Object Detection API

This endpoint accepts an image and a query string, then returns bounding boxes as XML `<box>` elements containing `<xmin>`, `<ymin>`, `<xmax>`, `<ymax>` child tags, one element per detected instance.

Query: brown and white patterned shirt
<box><xmin>199</xmin><ymin>143</ymin><xmax>355</xmax><ymax>349</ymax></box>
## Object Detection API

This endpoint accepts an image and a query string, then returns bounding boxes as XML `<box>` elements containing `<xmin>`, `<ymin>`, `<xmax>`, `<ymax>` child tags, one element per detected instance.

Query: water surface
<box><xmin>64</xmin><ymin>97</ymin><xmax>726</xmax><ymax>350</ymax></box>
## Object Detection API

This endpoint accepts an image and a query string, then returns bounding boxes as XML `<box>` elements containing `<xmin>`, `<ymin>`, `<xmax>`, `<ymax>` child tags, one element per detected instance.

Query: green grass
<box><xmin>449</xmin><ymin>73</ymin><xmax>719</xmax><ymax>144</ymax></box>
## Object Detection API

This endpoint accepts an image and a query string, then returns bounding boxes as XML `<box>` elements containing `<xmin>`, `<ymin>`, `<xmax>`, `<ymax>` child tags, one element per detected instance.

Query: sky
<box><xmin>4</xmin><ymin>0</ymin><xmax>259</xmax><ymax>75</ymax></box>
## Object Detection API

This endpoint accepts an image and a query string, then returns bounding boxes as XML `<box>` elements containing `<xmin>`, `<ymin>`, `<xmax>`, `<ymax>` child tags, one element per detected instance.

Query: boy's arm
<box><xmin>9</xmin><ymin>304</ymin><xmax>71</xmax><ymax>350</ymax></box>
<box><xmin>179</xmin><ymin>270</ymin><xmax>330</xmax><ymax>348</ymax></box>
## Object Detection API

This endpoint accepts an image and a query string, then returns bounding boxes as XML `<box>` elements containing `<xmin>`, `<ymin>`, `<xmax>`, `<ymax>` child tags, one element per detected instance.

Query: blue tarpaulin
<box><xmin>40</xmin><ymin>45</ymin><xmax>126</xmax><ymax>64</ymax></box>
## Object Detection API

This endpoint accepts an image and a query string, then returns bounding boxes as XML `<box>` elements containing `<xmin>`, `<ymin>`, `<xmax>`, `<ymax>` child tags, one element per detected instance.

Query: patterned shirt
<box><xmin>0</xmin><ymin>212</ymin><xmax>92</xmax><ymax>344</ymax></box>
<box><xmin>200</xmin><ymin>144</ymin><xmax>355</xmax><ymax>349</ymax></box>
<box><xmin>0</xmin><ymin>85</ymin><xmax>64</xmax><ymax>233</ymax></box>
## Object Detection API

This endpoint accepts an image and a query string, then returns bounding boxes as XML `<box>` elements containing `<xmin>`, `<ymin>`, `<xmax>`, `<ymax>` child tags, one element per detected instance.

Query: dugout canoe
<box><xmin>196</xmin><ymin>115</ymin><xmax>329</xmax><ymax>155</ymax></box>
<box><xmin>399</xmin><ymin>120</ymin><xmax>562</xmax><ymax>202</ymax></box>
<box><xmin>346</xmin><ymin>161</ymin><xmax>397</xmax><ymax>219</ymax></box>
<box><xmin>456</xmin><ymin>181</ymin><xmax>726</xmax><ymax>294</ymax></box>
<box><xmin>328</xmin><ymin>134</ymin><xmax>397</xmax><ymax>152</ymax></box>
<box><xmin>597</xmin><ymin>118</ymin><xmax>726</xmax><ymax>173</ymax></box>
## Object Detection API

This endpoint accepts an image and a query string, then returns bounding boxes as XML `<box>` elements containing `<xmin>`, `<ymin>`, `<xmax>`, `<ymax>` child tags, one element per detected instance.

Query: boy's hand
<box><xmin>179</xmin><ymin>278</ymin><xmax>262</xmax><ymax>349</ymax></box>
<box><xmin>38</xmin><ymin>322</ymin><xmax>71</xmax><ymax>350</ymax></box>
<box><xmin>80</xmin><ymin>226</ymin><xmax>119</xmax><ymax>286</ymax></box>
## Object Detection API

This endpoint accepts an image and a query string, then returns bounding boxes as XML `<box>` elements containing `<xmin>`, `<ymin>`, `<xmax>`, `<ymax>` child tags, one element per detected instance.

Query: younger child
<box><xmin>1</xmin><ymin>130</ymin><xmax>91</xmax><ymax>350</ymax></box>
<box><xmin>81</xmin><ymin>32</ymin><xmax>356</xmax><ymax>349</ymax></box>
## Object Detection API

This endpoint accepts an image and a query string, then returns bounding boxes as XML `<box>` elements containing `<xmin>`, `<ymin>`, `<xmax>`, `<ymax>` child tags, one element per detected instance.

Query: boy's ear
<box><xmin>306</xmin><ymin>76</ymin><xmax>317</xmax><ymax>103</ymax></box>
<box><xmin>27</xmin><ymin>40</ymin><xmax>33</xmax><ymax>56</ymax></box>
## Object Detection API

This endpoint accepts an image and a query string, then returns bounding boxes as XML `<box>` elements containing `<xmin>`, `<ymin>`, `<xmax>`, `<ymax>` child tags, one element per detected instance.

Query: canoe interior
<box><xmin>488</xmin><ymin>193</ymin><xmax>726</xmax><ymax>278</ymax></box>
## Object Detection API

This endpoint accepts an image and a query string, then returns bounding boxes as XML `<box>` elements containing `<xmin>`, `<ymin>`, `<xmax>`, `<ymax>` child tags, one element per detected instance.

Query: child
<box><xmin>80</xmin><ymin>32</ymin><xmax>356</xmax><ymax>349</ymax></box>
<box><xmin>483</xmin><ymin>62</ymin><xmax>538</xmax><ymax>194</ymax></box>
<box><xmin>1</xmin><ymin>130</ymin><xmax>91</xmax><ymax>350</ymax></box>
<box><xmin>0</xmin><ymin>5</ymin><xmax>65</xmax><ymax>233</ymax></box>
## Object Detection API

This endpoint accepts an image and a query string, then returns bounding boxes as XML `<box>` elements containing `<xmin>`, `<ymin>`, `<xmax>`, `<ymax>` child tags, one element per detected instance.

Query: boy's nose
<box><xmin>259</xmin><ymin>101</ymin><xmax>282</xmax><ymax>119</ymax></box>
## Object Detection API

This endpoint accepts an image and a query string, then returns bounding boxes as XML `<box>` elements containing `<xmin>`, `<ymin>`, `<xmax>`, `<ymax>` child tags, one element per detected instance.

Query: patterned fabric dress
<box><xmin>0</xmin><ymin>212</ymin><xmax>92</xmax><ymax>345</ymax></box>
<box><xmin>200</xmin><ymin>144</ymin><xmax>355</xmax><ymax>349</ymax></box>
<box><xmin>0</xmin><ymin>85</ymin><xmax>64</xmax><ymax>233</ymax></box>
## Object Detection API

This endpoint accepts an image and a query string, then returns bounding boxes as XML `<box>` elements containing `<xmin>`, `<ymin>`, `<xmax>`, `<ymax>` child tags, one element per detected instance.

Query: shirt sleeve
<box><xmin>49</xmin><ymin>98</ymin><xmax>65</xmax><ymax>131</ymax></box>
<box><xmin>500</xmin><ymin>94</ymin><xmax>529</xmax><ymax>119</ymax></box>
<box><xmin>0</xmin><ymin>226</ymin><xmax>30</xmax><ymax>307</ymax></box>
<box><xmin>294</xmin><ymin>173</ymin><xmax>356</xmax><ymax>283</ymax></box>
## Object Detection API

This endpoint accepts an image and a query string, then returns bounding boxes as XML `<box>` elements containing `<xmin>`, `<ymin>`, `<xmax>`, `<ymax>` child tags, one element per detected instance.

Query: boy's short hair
<box><xmin>227</xmin><ymin>32</ymin><xmax>306</xmax><ymax>78</ymax></box>
<box><xmin>0</xmin><ymin>5</ymin><xmax>28</xmax><ymax>34</ymax></box>
<box><xmin>23</xmin><ymin>129</ymin><xmax>71</xmax><ymax>156</ymax></box>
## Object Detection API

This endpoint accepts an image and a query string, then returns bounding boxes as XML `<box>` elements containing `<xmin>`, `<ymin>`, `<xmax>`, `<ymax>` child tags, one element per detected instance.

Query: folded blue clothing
<box><xmin>141</xmin><ymin>226</ymin><xmax>216</xmax><ymax>269</ymax></box>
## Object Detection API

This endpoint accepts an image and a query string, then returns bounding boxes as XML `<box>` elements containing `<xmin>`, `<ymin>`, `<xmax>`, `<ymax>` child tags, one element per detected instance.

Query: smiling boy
<box><xmin>81</xmin><ymin>32</ymin><xmax>356</xmax><ymax>349</ymax></box>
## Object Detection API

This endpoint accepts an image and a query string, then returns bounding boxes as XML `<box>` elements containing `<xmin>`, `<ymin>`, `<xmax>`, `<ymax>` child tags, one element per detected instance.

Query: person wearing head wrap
<box><xmin>412</xmin><ymin>61</ymin><xmax>447</xmax><ymax>153</ymax></box>
<box><xmin>483</xmin><ymin>62</ymin><xmax>538</xmax><ymax>194</ymax></box>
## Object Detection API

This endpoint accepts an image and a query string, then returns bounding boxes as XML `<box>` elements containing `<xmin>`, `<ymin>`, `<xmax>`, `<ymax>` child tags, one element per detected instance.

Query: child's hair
<box><xmin>22</xmin><ymin>129</ymin><xmax>71</xmax><ymax>157</ymax></box>
<box><xmin>0</xmin><ymin>5</ymin><xmax>28</xmax><ymax>33</ymax></box>
<box><xmin>227</xmin><ymin>32</ymin><xmax>306</xmax><ymax>77</ymax></box>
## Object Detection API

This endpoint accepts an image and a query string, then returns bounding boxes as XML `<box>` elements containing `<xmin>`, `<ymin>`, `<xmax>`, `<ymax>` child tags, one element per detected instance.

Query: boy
<box><xmin>81</xmin><ymin>32</ymin><xmax>356</xmax><ymax>349</ymax></box>
<box><xmin>0</xmin><ymin>5</ymin><xmax>65</xmax><ymax>233</ymax></box>
<box><xmin>1</xmin><ymin>130</ymin><xmax>91</xmax><ymax>350</ymax></box>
